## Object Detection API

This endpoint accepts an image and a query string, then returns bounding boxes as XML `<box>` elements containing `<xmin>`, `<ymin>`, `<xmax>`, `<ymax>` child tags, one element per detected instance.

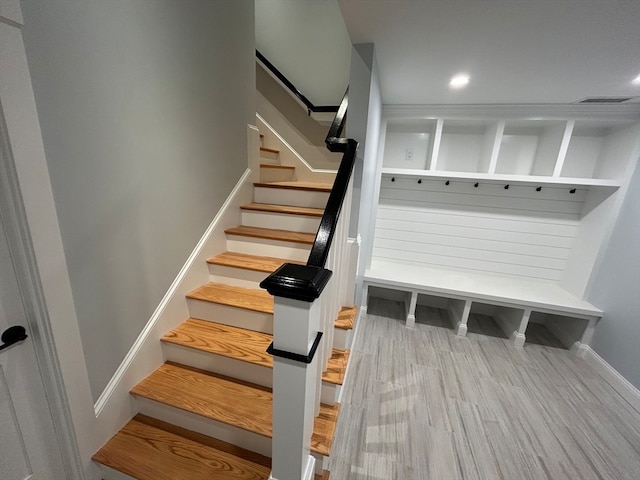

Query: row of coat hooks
<box><xmin>389</xmin><ymin>177</ymin><xmax>577</xmax><ymax>194</ymax></box>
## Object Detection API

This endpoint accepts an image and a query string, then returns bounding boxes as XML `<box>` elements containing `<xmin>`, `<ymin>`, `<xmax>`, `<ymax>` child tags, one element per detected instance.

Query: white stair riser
<box><xmin>320</xmin><ymin>383</ymin><xmax>339</xmax><ymax>406</ymax></box>
<box><xmin>163</xmin><ymin>342</ymin><xmax>273</xmax><ymax>388</ymax></box>
<box><xmin>208</xmin><ymin>263</ymin><xmax>272</xmax><ymax>289</ymax></box>
<box><xmin>162</xmin><ymin>342</ymin><xmax>340</xmax><ymax>403</ymax></box>
<box><xmin>254</xmin><ymin>187</ymin><xmax>329</xmax><ymax>209</ymax></box>
<box><xmin>95</xmin><ymin>465</ymin><xmax>137</xmax><ymax>480</ymax></box>
<box><xmin>187</xmin><ymin>299</ymin><xmax>273</xmax><ymax>334</ymax></box>
<box><xmin>260</xmin><ymin>149</ymin><xmax>279</xmax><ymax>163</ymax></box>
<box><xmin>226</xmin><ymin>236</ymin><xmax>311</xmax><ymax>263</ymax></box>
<box><xmin>241</xmin><ymin>210</ymin><xmax>321</xmax><ymax>232</ymax></box>
<box><xmin>333</xmin><ymin>328</ymin><xmax>352</xmax><ymax>351</ymax></box>
<box><xmin>133</xmin><ymin>396</ymin><xmax>272</xmax><ymax>458</ymax></box>
<box><xmin>260</xmin><ymin>167</ymin><xmax>295</xmax><ymax>183</ymax></box>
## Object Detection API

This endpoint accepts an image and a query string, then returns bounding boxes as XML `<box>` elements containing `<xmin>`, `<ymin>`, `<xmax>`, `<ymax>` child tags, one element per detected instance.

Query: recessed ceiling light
<box><xmin>632</xmin><ymin>74</ymin><xmax>640</xmax><ymax>86</ymax></box>
<box><xmin>449</xmin><ymin>73</ymin><xmax>470</xmax><ymax>89</ymax></box>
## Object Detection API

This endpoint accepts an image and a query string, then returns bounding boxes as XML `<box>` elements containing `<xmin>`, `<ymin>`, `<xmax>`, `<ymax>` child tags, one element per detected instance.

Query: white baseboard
<box><xmin>581</xmin><ymin>345</ymin><xmax>640</xmax><ymax>414</ymax></box>
<box><xmin>92</xmin><ymin>167</ymin><xmax>254</xmax><ymax>448</ymax></box>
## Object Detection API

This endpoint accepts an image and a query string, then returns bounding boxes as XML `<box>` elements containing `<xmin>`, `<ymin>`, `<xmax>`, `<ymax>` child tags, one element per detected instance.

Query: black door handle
<box><xmin>0</xmin><ymin>325</ymin><xmax>28</xmax><ymax>352</ymax></box>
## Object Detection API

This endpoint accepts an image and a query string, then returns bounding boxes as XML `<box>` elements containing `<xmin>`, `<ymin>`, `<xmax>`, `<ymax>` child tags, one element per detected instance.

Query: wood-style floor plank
<box><xmin>92</xmin><ymin>414</ymin><xmax>271</xmax><ymax>480</ymax></box>
<box><xmin>330</xmin><ymin>298</ymin><xmax>640</xmax><ymax>479</ymax></box>
<box><xmin>186</xmin><ymin>282</ymin><xmax>273</xmax><ymax>314</ymax></box>
<box><xmin>162</xmin><ymin>318</ymin><xmax>349</xmax><ymax>385</ymax></box>
<box><xmin>130</xmin><ymin>362</ymin><xmax>339</xmax><ymax>457</ymax></box>
<box><xmin>225</xmin><ymin>225</ymin><xmax>316</xmax><ymax>244</ymax></box>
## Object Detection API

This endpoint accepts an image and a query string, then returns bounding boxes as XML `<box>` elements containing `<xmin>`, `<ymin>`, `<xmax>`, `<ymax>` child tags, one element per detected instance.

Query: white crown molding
<box><xmin>383</xmin><ymin>103</ymin><xmax>640</xmax><ymax>121</ymax></box>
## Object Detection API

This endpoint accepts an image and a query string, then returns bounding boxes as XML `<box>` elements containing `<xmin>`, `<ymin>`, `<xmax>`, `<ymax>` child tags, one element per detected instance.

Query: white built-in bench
<box><xmin>363</xmin><ymin>259</ymin><xmax>602</xmax><ymax>351</ymax></box>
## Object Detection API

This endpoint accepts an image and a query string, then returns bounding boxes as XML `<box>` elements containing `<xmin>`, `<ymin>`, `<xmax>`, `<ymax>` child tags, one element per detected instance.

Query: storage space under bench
<box><xmin>363</xmin><ymin>261</ymin><xmax>602</xmax><ymax>352</ymax></box>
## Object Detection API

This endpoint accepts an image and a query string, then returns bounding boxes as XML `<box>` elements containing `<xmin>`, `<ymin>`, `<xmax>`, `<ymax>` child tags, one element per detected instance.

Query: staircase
<box><xmin>92</xmin><ymin>137</ymin><xmax>357</xmax><ymax>479</ymax></box>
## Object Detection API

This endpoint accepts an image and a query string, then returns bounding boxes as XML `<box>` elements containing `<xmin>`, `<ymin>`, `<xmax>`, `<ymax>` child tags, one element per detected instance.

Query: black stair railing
<box><xmin>261</xmin><ymin>87</ymin><xmax>358</xmax><ymax>301</ymax></box>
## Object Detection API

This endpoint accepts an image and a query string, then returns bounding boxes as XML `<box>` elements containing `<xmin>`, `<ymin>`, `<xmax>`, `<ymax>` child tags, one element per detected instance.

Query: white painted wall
<box><xmin>19</xmin><ymin>0</ymin><xmax>256</xmax><ymax>401</ymax></box>
<box><xmin>588</xmin><ymin>160</ymin><xmax>640</xmax><ymax>389</ymax></box>
<box><xmin>346</xmin><ymin>43</ymin><xmax>383</xmax><ymax>304</ymax></box>
<box><xmin>256</xmin><ymin>0</ymin><xmax>351</xmax><ymax>106</ymax></box>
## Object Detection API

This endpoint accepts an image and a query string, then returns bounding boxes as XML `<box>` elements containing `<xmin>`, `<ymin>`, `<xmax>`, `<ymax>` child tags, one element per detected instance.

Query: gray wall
<box><xmin>347</xmin><ymin>44</ymin><xmax>383</xmax><ymax>304</ymax></box>
<box><xmin>20</xmin><ymin>0</ymin><xmax>255</xmax><ymax>400</ymax></box>
<box><xmin>256</xmin><ymin>63</ymin><xmax>342</xmax><ymax>170</ymax></box>
<box><xmin>588</xmin><ymin>160</ymin><xmax>640</xmax><ymax>389</ymax></box>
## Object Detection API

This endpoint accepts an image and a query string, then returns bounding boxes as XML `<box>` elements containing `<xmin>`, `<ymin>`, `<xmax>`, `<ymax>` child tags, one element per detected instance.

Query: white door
<box><xmin>0</xmin><ymin>214</ymin><xmax>66</xmax><ymax>479</ymax></box>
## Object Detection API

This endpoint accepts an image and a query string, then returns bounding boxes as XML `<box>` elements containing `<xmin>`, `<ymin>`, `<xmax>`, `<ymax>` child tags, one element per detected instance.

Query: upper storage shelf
<box><xmin>380</xmin><ymin>106</ymin><xmax>640</xmax><ymax>189</ymax></box>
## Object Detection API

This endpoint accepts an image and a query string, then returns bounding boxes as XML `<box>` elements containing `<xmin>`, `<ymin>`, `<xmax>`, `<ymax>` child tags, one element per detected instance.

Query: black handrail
<box><xmin>256</xmin><ymin>50</ymin><xmax>340</xmax><ymax>115</ymax></box>
<box><xmin>261</xmin><ymin>88</ymin><xmax>358</xmax><ymax>302</ymax></box>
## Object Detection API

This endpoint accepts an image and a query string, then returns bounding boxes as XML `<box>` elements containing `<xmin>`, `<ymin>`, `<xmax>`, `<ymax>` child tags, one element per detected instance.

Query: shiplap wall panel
<box><xmin>376</xmin><ymin>205</ymin><xmax>579</xmax><ymax>239</ymax></box>
<box><xmin>373</xmin><ymin>175</ymin><xmax>584</xmax><ymax>282</ymax></box>
<box><xmin>374</xmin><ymin>226</ymin><xmax>570</xmax><ymax>259</ymax></box>
<box><xmin>379</xmin><ymin>183</ymin><xmax>584</xmax><ymax>217</ymax></box>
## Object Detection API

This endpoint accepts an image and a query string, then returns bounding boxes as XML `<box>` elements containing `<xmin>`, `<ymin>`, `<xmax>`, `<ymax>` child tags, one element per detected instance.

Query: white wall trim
<box><xmin>92</xmin><ymin>166</ymin><xmax>254</xmax><ymax>451</ymax></box>
<box><xmin>256</xmin><ymin>113</ymin><xmax>337</xmax><ymax>181</ymax></box>
<box><xmin>580</xmin><ymin>345</ymin><xmax>640</xmax><ymax>414</ymax></box>
<box><xmin>383</xmin><ymin>103</ymin><xmax>640</xmax><ymax>121</ymax></box>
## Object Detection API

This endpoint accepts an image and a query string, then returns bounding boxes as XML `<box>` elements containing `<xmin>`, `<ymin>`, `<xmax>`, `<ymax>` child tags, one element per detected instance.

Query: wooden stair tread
<box><xmin>335</xmin><ymin>306</ymin><xmax>358</xmax><ymax>330</ymax></box>
<box><xmin>187</xmin><ymin>282</ymin><xmax>273</xmax><ymax>314</ymax></box>
<box><xmin>259</xmin><ymin>163</ymin><xmax>295</xmax><ymax>170</ymax></box>
<box><xmin>92</xmin><ymin>414</ymin><xmax>271</xmax><ymax>480</ymax></box>
<box><xmin>253</xmin><ymin>181</ymin><xmax>333</xmax><ymax>192</ymax></box>
<box><xmin>131</xmin><ymin>362</ymin><xmax>339</xmax><ymax>456</ymax></box>
<box><xmin>240</xmin><ymin>202</ymin><xmax>324</xmax><ymax>217</ymax></box>
<box><xmin>207</xmin><ymin>251</ymin><xmax>302</xmax><ymax>273</ymax></box>
<box><xmin>260</xmin><ymin>146</ymin><xmax>279</xmax><ymax>154</ymax></box>
<box><xmin>162</xmin><ymin>318</ymin><xmax>349</xmax><ymax>385</ymax></box>
<box><xmin>225</xmin><ymin>225</ymin><xmax>316</xmax><ymax>244</ymax></box>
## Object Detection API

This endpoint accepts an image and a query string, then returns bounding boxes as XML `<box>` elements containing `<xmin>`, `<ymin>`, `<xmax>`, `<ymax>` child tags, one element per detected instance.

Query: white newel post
<box><xmin>260</xmin><ymin>263</ymin><xmax>333</xmax><ymax>480</ymax></box>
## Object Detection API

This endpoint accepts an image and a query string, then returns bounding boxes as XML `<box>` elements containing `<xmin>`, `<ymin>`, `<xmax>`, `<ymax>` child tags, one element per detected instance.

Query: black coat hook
<box><xmin>570</xmin><ymin>188</ymin><xmax>576</xmax><ymax>194</ymax></box>
<box><xmin>504</xmin><ymin>184</ymin><xmax>510</xmax><ymax>190</ymax></box>
<box><xmin>391</xmin><ymin>177</ymin><xmax>395</xmax><ymax>182</ymax></box>
<box><xmin>445</xmin><ymin>180</ymin><xmax>450</xmax><ymax>186</ymax></box>
<box><xmin>474</xmin><ymin>182</ymin><xmax>479</xmax><ymax>188</ymax></box>
<box><xmin>418</xmin><ymin>179</ymin><xmax>422</xmax><ymax>184</ymax></box>
<box><xmin>536</xmin><ymin>186</ymin><xmax>542</xmax><ymax>192</ymax></box>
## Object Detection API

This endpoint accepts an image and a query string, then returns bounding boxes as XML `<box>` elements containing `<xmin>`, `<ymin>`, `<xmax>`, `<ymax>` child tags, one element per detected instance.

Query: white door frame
<box><xmin>1</xmin><ymin>2</ymin><xmax>96</xmax><ymax>478</ymax></box>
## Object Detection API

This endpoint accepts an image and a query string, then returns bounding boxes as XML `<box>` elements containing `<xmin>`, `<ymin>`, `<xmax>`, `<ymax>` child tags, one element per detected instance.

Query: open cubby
<box><xmin>494</xmin><ymin>120</ymin><xmax>566</xmax><ymax>176</ymax></box>
<box><xmin>414</xmin><ymin>293</ymin><xmax>455</xmax><ymax>329</ymax></box>
<box><xmin>383</xmin><ymin>119</ymin><xmax>437</xmax><ymax>170</ymax></box>
<box><xmin>435</xmin><ymin>119</ymin><xmax>499</xmax><ymax>173</ymax></box>
<box><xmin>561</xmin><ymin>120</ymin><xmax>637</xmax><ymax>180</ymax></box>
<box><xmin>366</xmin><ymin>285</ymin><xmax>411</xmax><ymax>321</ymax></box>
<box><xmin>526</xmin><ymin>311</ymin><xmax>589</xmax><ymax>350</ymax></box>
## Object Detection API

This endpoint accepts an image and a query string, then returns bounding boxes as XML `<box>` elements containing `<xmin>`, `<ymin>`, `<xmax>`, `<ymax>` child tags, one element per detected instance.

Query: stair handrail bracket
<box><xmin>260</xmin><ymin>86</ymin><xmax>356</xmax><ymax>480</ymax></box>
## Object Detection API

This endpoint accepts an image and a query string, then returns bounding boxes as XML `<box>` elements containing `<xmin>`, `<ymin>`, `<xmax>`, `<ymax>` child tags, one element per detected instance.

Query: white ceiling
<box><xmin>338</xmin><ymin>0</ymin><xmax>640</xmax><ymax>105</ymax></box>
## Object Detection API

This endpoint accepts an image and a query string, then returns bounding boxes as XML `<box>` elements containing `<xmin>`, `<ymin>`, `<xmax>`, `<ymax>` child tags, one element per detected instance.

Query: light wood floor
<box><xmin>329</xmin><ymin>297</ymin><xmax>640</xmax><ymax>480</ymax></box>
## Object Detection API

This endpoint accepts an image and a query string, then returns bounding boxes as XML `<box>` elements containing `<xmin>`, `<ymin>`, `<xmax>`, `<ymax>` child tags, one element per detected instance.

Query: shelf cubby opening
<box><xmin>561</xmin><ymin>120</ymin><xmax>638</xmax><ymax>180</ymax></box>
<box><xmin>414</xmin><ymin>293</ymin><xmax>456</xmax><ymax>330</ymax></box>
<box><xmin>383</xmin><ymin>119</ymin><xmax>437</xmax><ymax>170</ymax></box>
<box><xmin>435</xmin><ymin>119</ymin><xmax>499</xmax><ymax>174</ymax></box>
<box><xmin>495</xmin><ymin>120</ymin><xmax>566</xmax><ymax>176</ymax></box>
<box><xmin>366</xmin><ymin>285</ymin><xmax>412</xmax><ymax>322</ymax></box>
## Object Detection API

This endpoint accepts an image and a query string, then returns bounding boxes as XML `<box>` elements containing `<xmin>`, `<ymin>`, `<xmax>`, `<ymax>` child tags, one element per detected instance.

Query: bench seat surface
<box><xmin>364</xmin><ymin>259</ymin><xmax>602</xmax><ymax>318</ymax></box>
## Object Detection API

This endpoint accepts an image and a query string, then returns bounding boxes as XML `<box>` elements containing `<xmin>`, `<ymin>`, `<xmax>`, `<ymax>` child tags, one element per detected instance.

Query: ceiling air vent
<box><xmin>577</xmin><ymin>97</ymin><xmax>633</xmax><ymax>104</ymax></box>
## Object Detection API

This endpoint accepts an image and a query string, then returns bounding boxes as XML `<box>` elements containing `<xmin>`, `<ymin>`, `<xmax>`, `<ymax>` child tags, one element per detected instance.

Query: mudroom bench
<box><xmin>362</xmin><ymin>260</ymin><xmax>602</xmax><ymax>351</ymax></box>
